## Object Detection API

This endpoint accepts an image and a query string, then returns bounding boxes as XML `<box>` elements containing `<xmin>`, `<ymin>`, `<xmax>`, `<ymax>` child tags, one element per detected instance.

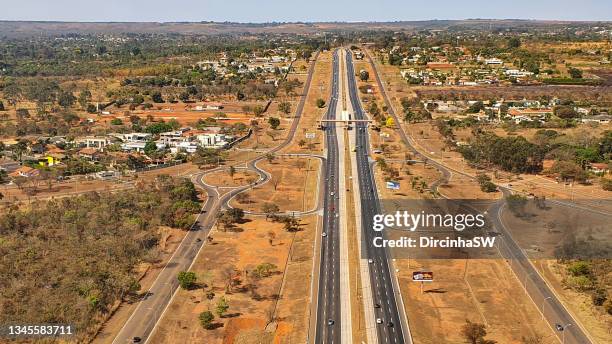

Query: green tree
<box><xmin>177</xmin><ymin>271</ymin><xmax>197</xmax><ymax>290</ymax></box>
<box><xmin>151</xmin><ymin>91</ymin><xmax>164</xmax><ymax>103</ymax></box>
<box><xmin>216</xmin><ymin>296</ymin><xmax>229</xmax><ymax>318</ymax></box>
<box><xmin>278</xmin><ymin>101</ymin><xmax>291</xmax><ymax>116</ymax></box>
<box><xmin>199</xmin><ymin>311</ymin><xmax>215</xmax><ymax>329</ymax></box>
<box><xmin>110</xmin><ymin>118</ymin><xmax>123</xmax><ymax>125</ymax></box>
<box><xmin>316</xmin><ymin>98</ymin><xmax>326</xmax><ymax>108</ymax></box>
<box><xmin>568</xmin><ymin>67</ymin><xmax>583</xmax><ymax>79</ymax></box>
<box><xmin>78</xmin><ymin>89</ymin><xmax>91</xmax><ymax>108</ymax></box>
<box><xmin>253</xmin><ymin>105</ymin><xmax>265</xmax><ymax>117</ymax></box>
<box><xmin>507</xmin><ymin>37</ymin><xmax>521</xmax><ymax>49</ymax></box>
<box><xmin>359</xmin><ymin>70</ymin><xmax>370</xmax><ymax>81</ymax></box>
<box><xmin>268</xmin><ymin>117</ymin><xmax>281</xmax><ymax>129</ymax></box>
<box><xmin>476</xmin><ymin>173</ymin><xmax>497</xmax><ymax>193</ymax></box>
<box><xmin>144</xmin><ymin>141</ymin><xmax>158</xmax><ymax>156</ymax></box>
<box><xmin>58</xmin><ymin>91</ymin><xmax>76</xmax><ymax>108</ymax></box>
<box><xmin>567</xmin><ymin>261</ymin><xmax>591</xmax><ymax>276</ymax></box>
<box><xmin>262</xmin><ymin>203</ymin><xmax>280</xmax><ymax>220</ymax></box>
<box><xmin>462</xmin><ymin>320</ymin><xmax>496</xmax><ymax>344</ymax></box>
<box><xmin>253</xmin><ymin>263</ymin><xmax>277</xmax><ymax>278</ymax></box>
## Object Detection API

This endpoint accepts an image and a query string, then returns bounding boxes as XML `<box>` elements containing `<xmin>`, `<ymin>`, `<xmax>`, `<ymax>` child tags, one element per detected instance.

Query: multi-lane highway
<box><xmin>345</xmin><ymin>49</ymin><xmax>408</xmax><ymax>344</ymax></box>
<box><xmin>363</xmin><ymin>47</ymin><xmax>594</xmax><ymax>344</ymax></box>
<box><xmin>315</xmin><ymin>49</ymin><xmax>342</xmax><ymax>344</ymax></box>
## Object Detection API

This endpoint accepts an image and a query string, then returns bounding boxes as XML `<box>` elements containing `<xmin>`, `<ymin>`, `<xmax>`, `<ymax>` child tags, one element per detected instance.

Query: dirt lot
<box><xmin>396</xmin><ymin>259</ymin><xmax>557</xmax><ymax>344</ymax></box>
<box><xmin>202</xmin><ymin>168</ymin><xmax>259</xmax><ymax>188</ymax></box>
<box><xmin>230</xmin><ymin>156</ymin><xmax>320</xmax><ymax>213</ymax></box>
<box><xmin>148</xmin><ymin>214</ymin><xmax>317</xmax><ymax>344</ymax></box>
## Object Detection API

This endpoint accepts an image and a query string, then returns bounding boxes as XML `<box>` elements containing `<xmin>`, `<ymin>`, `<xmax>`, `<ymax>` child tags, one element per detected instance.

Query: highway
<box><xmin>345</xmin><ymin>49</ymin><xmax>408</xmax><ymax>344</ymax></box>
<box><xmin>363</xmin><ymin>47</ymin><xmax>594</xmax><ymax>344</ymax></box>
<box><xmin>111</xmin><ymin>51</ymin><xmax>320</xmax><ymax>344</ymax></box>
<box><xmin>315</xmin><ymin>49</ymin><xmax>342</xmax><ymax>344</ymax></box>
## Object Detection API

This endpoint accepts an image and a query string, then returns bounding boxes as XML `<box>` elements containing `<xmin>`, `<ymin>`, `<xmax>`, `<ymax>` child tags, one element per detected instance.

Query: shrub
<box><xmin>199</xmin><ymin>311</ymin><xmax>214</xmax><ymax>329</ymax></box>
<box><xmin>177</xmin><ymin>271</ymin><xmax>197</xmax><ymax>290</ymax></box>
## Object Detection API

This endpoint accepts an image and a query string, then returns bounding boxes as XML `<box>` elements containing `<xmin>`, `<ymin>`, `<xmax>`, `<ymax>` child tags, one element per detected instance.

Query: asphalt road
<box><xmin>345</xmin><ymin>49</ymin><xmax>408</xmax><ymax>344</ymax></box>
<box><xmin>364</xmin><ymin>47</ymin><xmax>594</xmax><ymax>344</ymax></box>
<box><xmin>315</xmin><ymin>49</ymin><xmax>342</xmax><ymax>344</ymax></box>
<box><xmin>111</xmin><ymin>51</ymin><xmax>320</xmax><ymax>344</ymax></box>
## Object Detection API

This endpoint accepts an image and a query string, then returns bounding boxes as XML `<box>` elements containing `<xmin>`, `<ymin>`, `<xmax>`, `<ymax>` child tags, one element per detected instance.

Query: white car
<box><xmin>322</xmin><ymin>232</ymin><xmax>327</xmax><ymax>237</ymax></box>
<box><xmin>376</xmin><ymin>318</ymin><xmax>383</xmax><ymax>324</ymax></box>
<box><xmin>368</xmin><ymin>258</ymin><xmax>373</xmax><ymax>263</ymax></box>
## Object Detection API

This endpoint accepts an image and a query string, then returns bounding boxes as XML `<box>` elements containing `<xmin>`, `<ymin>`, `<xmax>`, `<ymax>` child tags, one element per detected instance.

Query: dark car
<box><xmin>133</xmin><ymin>337</ymin><xmax>142</xmax><ymax>343</ymax></box>
<box><xmin>327</xmin><ymin>319</ymin><xmax>334</xmax><ymax>326</ymax></box>
<box><xmin>374</xmin><ymin>303</ymin><xmax>381</xmax><ymax>308</ymax></box>
<box><xmin>387</xmin><ymin>322</ymin><xmax>394</xmax><ymax>328</ymax></box>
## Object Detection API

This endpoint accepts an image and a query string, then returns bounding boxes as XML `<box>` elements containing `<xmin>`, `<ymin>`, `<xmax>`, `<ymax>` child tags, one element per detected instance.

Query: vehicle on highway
<box><xmin>376</xmin><ymin>318</ymin><xmax>383</xmax><ymax>324</ymax></box>
<box><xmin>132</xmin><ymin>337</ymin><xmax>142</xmax><ymax>343</ymax></box>
<box><xmin>387</xmin><ymin>322</ymin><xmax>394</xmax><ymax>327</ymax></box>
<box><xmin>327</xmin><ymin>319</ymin><xmax>334</xmax><ymax>326</ymax></box>
<box><xmin>322</xmin><ymin>232</ymin><xmax>327</xmax><ymax>237</ymax></box>
<box><xmin>368</xmin><ymin>258</ymin><xmax>373</xmax><ymax>263</ymax></box>
<box><xmin>374</xmin><ymin>303</ymin><xmax>381</xmax><ymax>308</ymax></box>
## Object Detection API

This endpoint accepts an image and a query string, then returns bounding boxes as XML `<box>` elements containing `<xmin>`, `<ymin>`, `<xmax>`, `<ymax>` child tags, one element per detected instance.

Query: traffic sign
<box><xmin>412</xmin><ymin>271</ymin><xmax>433</xmax><ymax>282</ymax></box>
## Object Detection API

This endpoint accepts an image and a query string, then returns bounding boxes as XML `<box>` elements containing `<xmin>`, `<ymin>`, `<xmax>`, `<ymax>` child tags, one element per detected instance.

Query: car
<box><xmin>374</xmin><ymin>303</ymin><xmax>381</xmax><ymax>308</ymax></box>
<box><xmin>387</xmin><ymin>322</ymin><xmax>394</xmax><ymax>327</ymax></box>
<box><xmin>376</xmin><ymin>318</ymin><xmax>383</xmax><ymax>324</ymax></box>
<box><xmin>196</xmin><ymin>238</ymin><xmax>202</xmax><ymax>242</ymax></box>
<box><xmin>322</xmin><ymin>232</ymin><xmax>327</xmax><ymax>237</ymax></box>
<box><xmin>368</xmin><ymin>258</ymin><xmax>373</xmax><ymax>263</ymax></box>
<box><xmin>132</xmin><ymin>337</ymin><xmax>142</xmax><ymax>343</ymax></box>
<box><xmin>327</xmin><ymin>319</ymin><xmax>334</xmax><ymax>326</ymax></box>
<box><xmin>330</xmin><ymin>191</ymin><xmax>335</xmax><ymax>196</ymax></box>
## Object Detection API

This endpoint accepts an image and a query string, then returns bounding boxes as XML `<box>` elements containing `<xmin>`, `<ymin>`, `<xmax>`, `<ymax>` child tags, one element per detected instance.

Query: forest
<box><xmin>0</xmin><ymin>175</ymin><xmax>200</xmax><ymax>340</ymax></box>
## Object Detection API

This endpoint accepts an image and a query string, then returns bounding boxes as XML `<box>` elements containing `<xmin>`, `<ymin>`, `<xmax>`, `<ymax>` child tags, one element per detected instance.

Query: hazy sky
<box><xmin>1</xmin><ymin>0</ymin><xmax>611</xmax><ymax>22</ymax></box>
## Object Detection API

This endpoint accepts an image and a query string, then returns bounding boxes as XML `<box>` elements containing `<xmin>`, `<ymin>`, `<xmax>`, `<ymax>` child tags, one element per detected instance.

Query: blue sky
<box><xmin>2</xmin><ymin>0</ymin><xmax>611</xmax><ymax>22</ymax></box>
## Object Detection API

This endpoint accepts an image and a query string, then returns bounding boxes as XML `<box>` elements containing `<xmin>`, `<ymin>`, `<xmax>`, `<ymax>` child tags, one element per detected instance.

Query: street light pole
<box><xmin>562</xmin><ymin>323</ymin><xmax>572</xmax><ymax>344</ymax></box>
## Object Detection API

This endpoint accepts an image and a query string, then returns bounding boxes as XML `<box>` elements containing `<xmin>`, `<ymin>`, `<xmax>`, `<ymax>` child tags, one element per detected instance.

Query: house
<box><xmin>588</xmin><ymin>163</ymin><xmax>609</xmax><ymax>174</ymax></box>
<box><xmin>9</xmin><ymin>166</ymin><xmax>40</xmax><ymax>178</ymax></box>
<box><xmin>78</xmin><ymin>136</ymin><xmax>111</xmax><ymax>149</ymax></box>
<box><xmin>122</xmin><ymin>133</ymin><xmax>152</xmax><ymax>142</ymax></box>
<box><xmin>507</xmin><ymin>108</ymin><xmax>552</xmax><ymax>122</ymax></box>
<box><xmin>169</xmin><ymin>142</ymin><xmax>199</xmax><ymax>154</ymax></box>
<box><xmin>204</xmin><ymin>102</ymin><xmax>224</xmax><ymax>110</ymax></box>
<box><xmin>38</xmin><ymin>155</ymin><xmax>62</xmax><ymax>167</ymax></box>
<box><xmin>196</xmin><ymin>133</ymin><xmax>231</xmax><ymax>148</ymax></box>
<box><xmin>77</xmin><ymin>147</ymin><xmax>103</xmax><ymax>161</ymax></box>
<box><xmin>505</xmin><ymin>69</ymin><xmax>534</xmax><ymax>78</ymax></box>
<box><xmin>582</xmin><ymin>114</ymin><xmax>612</xmax><ymax>124</ymax></box>
<box><xmin>484</xmin><ymin>58</ymin><xmax>504</xmax><ymax>65</ymax></box>
<box><xmin>121</xmin><ymin>141</ymin><xmax>165</xmax><ymax>153</ymax></box>
<box><xmin>426</xmin><ymin>62</ymin><xmax>455</xmax><ymax>70</ymax></box>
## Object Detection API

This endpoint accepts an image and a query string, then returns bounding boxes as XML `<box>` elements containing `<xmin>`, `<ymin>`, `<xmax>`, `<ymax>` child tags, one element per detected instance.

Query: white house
<box><xmin>197</xmin><ymin>133</ymin><xmax>230</xmax><ymax>148</ymax></box>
